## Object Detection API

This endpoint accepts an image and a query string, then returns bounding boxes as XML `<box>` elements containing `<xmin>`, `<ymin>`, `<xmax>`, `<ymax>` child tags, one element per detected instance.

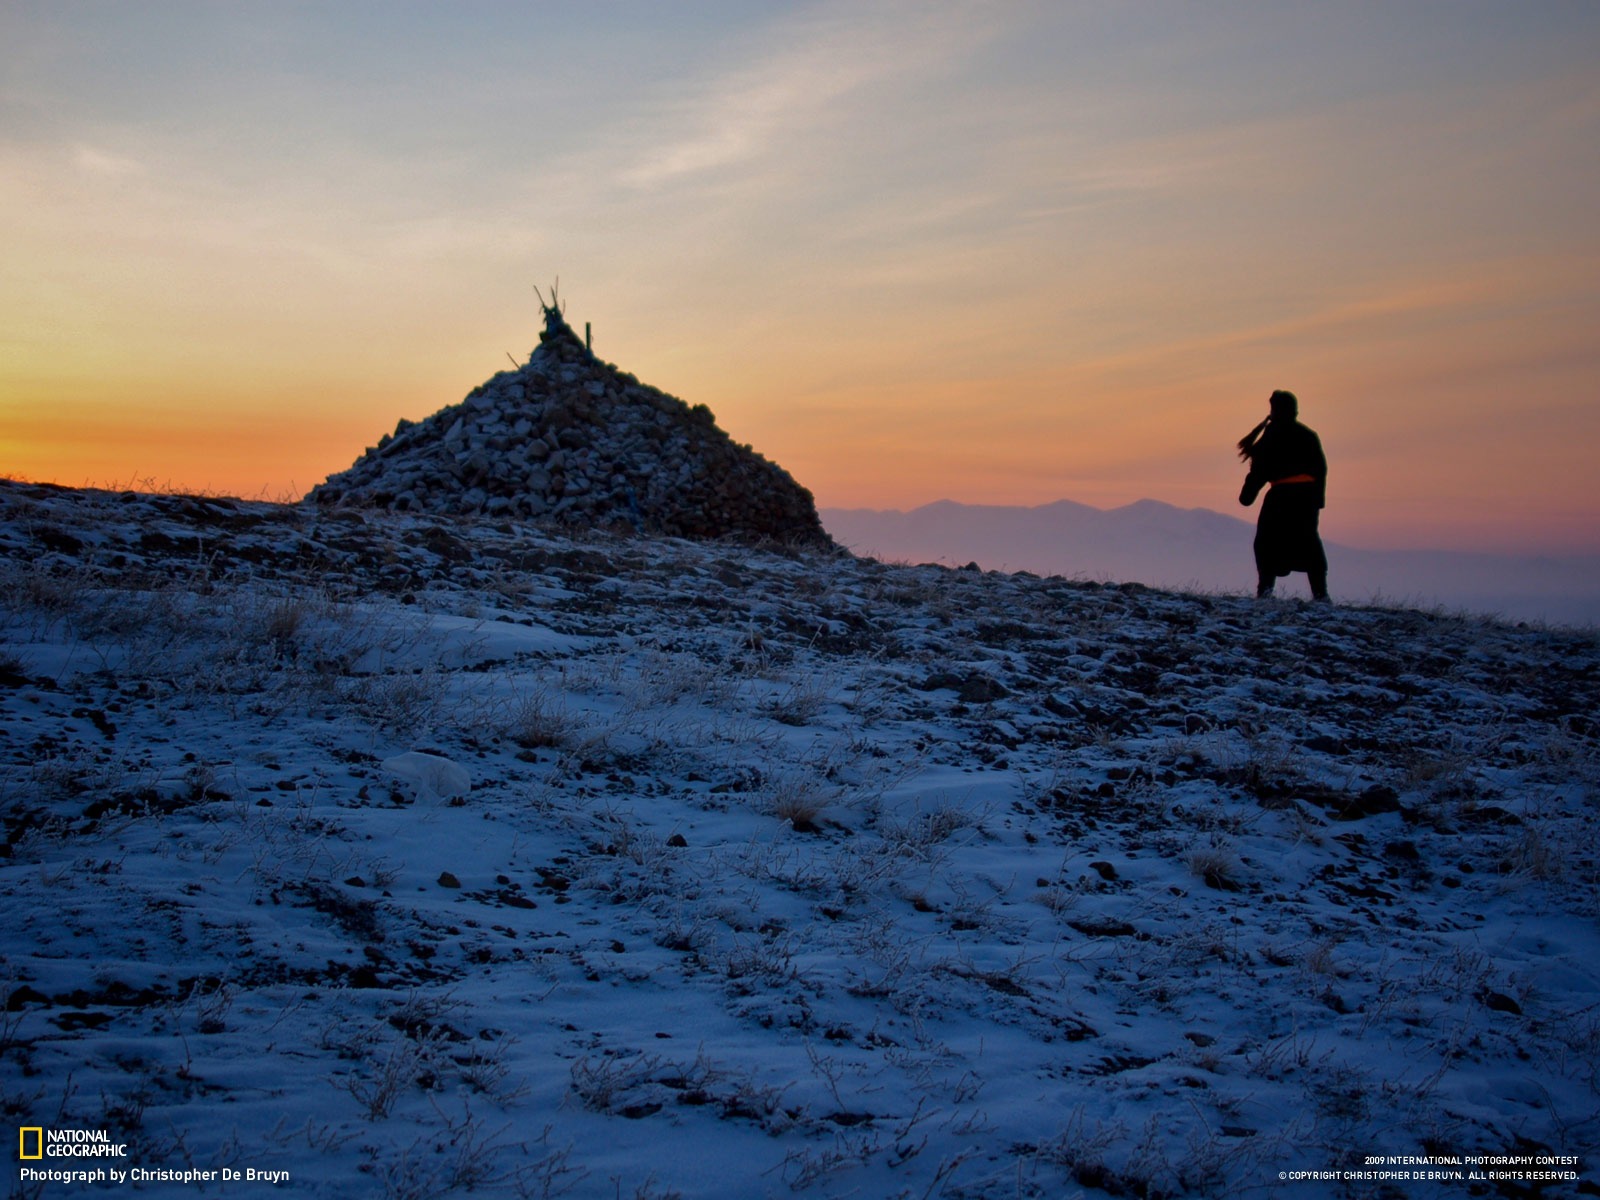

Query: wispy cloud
<box><xmin>1041</xmin><ymin>253</ymin><xmax>1597</xmax><ymax>389</ymax></box>
<box><xmin>616</xmin><ymin>1</ymin><xmax>988</xmax><ymax>192</ymax></box>
<box><xmin>70</xmin><ymin>144</ymin><xmax>146</xmax><ymax>178</ymax></box>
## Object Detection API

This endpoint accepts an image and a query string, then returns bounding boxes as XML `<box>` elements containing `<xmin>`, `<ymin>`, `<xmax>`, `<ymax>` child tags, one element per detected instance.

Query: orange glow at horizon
<box><xmin>6</xmin><ymin>267</ymin><xmax>1599</xmax><ymax>556</ymax></box>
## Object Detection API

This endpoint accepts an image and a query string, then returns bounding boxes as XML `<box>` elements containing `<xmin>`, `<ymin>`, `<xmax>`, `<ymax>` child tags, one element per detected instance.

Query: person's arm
<box><xmin>1240</xmin><ymin>466</ymin><xmax>1265</xmax><ymax>506</ymax></box>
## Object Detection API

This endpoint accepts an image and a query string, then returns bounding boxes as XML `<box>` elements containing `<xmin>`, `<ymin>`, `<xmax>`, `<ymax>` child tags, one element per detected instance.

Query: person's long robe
<box><xmin>1239</xmin><ymin>421</ymin><xmax>1327</xmax><ymax>581</ymax></box>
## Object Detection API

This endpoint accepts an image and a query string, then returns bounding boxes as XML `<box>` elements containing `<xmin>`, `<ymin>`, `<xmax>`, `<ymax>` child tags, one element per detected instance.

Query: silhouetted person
<box><xmin>1238</xmin><ymin>389</ymin><xmax>1328</xmax><ymax>601</ymax></box>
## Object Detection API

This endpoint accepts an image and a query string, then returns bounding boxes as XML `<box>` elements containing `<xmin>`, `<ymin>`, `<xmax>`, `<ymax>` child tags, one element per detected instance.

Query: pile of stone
<box><xmin>308</xmin><ymin>306</ymin><xmax>832</xmax><ymax>547</ymax></box>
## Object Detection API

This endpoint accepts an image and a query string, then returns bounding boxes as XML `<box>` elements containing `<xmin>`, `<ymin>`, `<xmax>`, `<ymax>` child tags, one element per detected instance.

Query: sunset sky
<box><xmin>4</xmin><ymin>2</ymin><xmax>1598</xmax><ymax>554</ymax></box>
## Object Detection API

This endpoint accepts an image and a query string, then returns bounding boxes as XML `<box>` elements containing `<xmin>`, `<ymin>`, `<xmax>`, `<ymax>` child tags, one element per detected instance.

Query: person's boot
<box><xmin>1256</xmin><ymin>575</ymin><xmax>1274</xmax><ymax>599</ymax></box>
<box><xmin>1309</xmin><ymin>570</ymin><xmax>1330</xmax><ymax>602</ymax></box>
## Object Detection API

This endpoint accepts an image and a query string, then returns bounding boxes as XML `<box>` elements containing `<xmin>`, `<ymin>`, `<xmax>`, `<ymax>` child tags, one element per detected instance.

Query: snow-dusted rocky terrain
<box><xmin>3</xmin><ymin>478</ymin><xmax>1597</xmax><ymax>1199</ymax></box>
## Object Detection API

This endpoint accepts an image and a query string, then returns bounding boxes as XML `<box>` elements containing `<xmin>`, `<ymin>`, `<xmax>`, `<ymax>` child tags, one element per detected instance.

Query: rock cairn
<box><xmin>308</xmin><ymin>304</ymin><xmax>832</xmax><ymax>546</ymax></box>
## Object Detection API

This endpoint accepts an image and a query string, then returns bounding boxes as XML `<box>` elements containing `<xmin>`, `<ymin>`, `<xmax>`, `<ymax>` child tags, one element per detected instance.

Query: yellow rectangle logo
<box><xmin>19</xmin><ymin>1127</ymin><xmax>43</xmax><ymax>1159</ymax></box>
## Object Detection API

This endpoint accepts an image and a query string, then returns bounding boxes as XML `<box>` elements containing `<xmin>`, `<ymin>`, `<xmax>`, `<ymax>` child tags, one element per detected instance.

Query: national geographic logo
<box><xmin>16</xmin><ymin>1126</ymin><xmax>128</xmax><ymax>1159</ymax></box>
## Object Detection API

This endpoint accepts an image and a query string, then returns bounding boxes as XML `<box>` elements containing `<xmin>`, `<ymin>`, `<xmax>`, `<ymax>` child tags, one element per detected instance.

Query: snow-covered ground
<box><xmin>3</xmin><ymin>479</ymin><xmax>1597</xmax><ymax>1199</ymax></box>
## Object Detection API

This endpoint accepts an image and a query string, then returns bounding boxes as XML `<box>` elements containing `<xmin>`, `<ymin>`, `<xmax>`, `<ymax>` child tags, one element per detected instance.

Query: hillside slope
<box><xmin>3</xmin><ymin>479</ymin><xmax>1597</xmax><ymax>1198</ymax></box>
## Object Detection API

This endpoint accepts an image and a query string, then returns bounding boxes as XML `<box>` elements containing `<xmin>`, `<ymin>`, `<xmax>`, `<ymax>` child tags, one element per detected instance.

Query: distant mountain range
<box><xmin>822</xmin><ymin>498</ymin><xmax>1600</xmax><ymax>627</ymax></box>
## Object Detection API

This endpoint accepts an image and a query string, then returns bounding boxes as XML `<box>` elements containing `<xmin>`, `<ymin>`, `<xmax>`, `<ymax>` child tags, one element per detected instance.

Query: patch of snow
<box><xmin>381</xmin><ymin>751</ymin><xmax>473</xmax><ymax>802</ymax></box>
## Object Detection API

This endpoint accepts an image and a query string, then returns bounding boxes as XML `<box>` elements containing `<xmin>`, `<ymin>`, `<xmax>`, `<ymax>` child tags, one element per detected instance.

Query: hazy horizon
<box><xmin>5</xmin><ymin>3</ymin><xmax>1598</xmax><ymax>556</ymax></box>
<box><xmin>826</xmin><ymin>493</ymin><xmax>1600</xmax><ymax>560</ymax></box>
<box><xmin>820</xmin><ymin>494</ymin><xmax>1600</xmax><ymax>627</ymax></box>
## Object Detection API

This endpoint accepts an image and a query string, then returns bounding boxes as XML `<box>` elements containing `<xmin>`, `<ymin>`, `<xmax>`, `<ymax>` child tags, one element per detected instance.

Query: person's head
<box><xmin>1239</xmin><ymin>389</ymin><xmax>1299</xmax><ymax>459</ymax></box>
